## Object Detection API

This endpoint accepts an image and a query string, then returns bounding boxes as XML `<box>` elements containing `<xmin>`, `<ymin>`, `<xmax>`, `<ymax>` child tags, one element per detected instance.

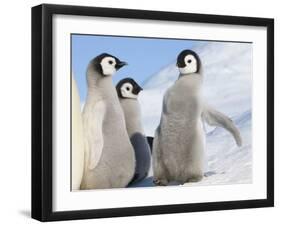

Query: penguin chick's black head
<box><xmin>116</xmin><ymin>78</ymin><xmax>143</xmax><ymax>99</ymax></box>
<box><xmin>176</xmin><ymin>49</ymin><xmax>201</xmax><ymax>74</ymax></box>
<box><xmin>90</xmin><ymin>53</ymin><xmax>127</xmax><ymax>76</ymax></box>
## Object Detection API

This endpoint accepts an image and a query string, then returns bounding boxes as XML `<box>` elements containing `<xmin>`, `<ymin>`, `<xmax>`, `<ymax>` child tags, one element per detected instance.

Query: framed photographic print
<box><xmin>31</xmin><ymin>4</ymin><xmax>274</xmax><ymax>221</ymax></box>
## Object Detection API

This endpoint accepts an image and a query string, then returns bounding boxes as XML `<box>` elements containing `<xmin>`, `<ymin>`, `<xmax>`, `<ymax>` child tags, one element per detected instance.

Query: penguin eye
<box><xmin>187</xmin><ymin>59</ymin><xmax>192</xmax><ymax>63</ymax></box>
<box><xmin>126</xmin><ymin>87</ymin><xmax>130</xmax><ymax>91</ymax></box>
<box><xmin>108</xmin><ymin>60</ymin><xmax>113</xmax><ymax>65</ymax></box>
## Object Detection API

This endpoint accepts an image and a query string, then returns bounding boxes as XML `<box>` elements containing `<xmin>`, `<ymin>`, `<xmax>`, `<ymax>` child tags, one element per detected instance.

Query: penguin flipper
<box><xmin>202</xmin><ymin>105</ymin><xmax>242</xmax><ymax>147</ymax></box>
<box><xmin>87</xmin><ymin>101</ymin><xmax>105</xmax><ymax>170</ymax></box>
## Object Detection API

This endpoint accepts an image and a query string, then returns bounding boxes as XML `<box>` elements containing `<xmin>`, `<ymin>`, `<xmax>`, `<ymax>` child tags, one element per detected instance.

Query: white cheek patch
<box><xmin>179</xmin><ymin>55</ymin><xmax>197</xmax><ymax>74</ymax></box>
<box><xmin>121</xmin><ymin>83</ymin><xmax>138</xmax><ymax>99</ymax></box>
<box><xmin>100</xmin><ymin>57</ymin><xmax>116</xmax><ymax>76</ymax></box>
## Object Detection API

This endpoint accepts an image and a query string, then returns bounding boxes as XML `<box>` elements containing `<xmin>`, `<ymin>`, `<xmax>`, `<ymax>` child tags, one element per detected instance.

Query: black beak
<box><xmin>115</xmin><ymin>61</ymin><xmax>127</xmax><ymax>70</ymax></box>
<box><xmin>133</xmin><ymin>85</ymin><xmax>143</xmax><ymax>95</ymax></box>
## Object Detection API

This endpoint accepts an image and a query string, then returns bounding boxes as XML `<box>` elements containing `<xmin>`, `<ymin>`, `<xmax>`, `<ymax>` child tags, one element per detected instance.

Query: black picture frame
<box><xmin>31</xmin><ymin>3</ymin><xmax>274</xmax><ymax>222</ymax></box>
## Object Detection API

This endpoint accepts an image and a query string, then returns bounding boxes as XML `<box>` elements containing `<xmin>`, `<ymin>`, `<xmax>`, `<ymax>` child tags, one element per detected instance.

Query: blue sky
<box><xmin>72</xmin><ymin>34</ymin><xmax>196</xmax><ymax>102</ymax></box>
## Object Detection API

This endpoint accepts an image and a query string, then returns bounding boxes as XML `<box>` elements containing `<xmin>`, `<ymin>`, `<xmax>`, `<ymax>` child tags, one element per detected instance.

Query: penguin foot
<box><xmin>128</xmin><ymin>173</ymin><xmax>147</xmax><ymax>186</ymax></box>
<box><xmin>153</xmin><ymin>178</ymin><xmax>168</xmax><ymax>186</ymax></box>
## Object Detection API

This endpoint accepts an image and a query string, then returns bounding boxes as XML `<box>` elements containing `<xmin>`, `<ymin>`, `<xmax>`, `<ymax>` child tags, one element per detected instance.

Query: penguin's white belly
<box><xmin>162</xmin><ymin>116</ymin><xmax>204</xmax><ymax>180</ymax></box>
<box><xmin>82</xmin><ymin>103</ymin><xmax>135</xmax><ymax>189</ymax></box>
<box><xmin>71</xmin><ymin>77</ymin><xmax>84</xmax><ymax>190</ymax></box>
<box><xmin>153</xmin><ymin>83</ymin><xmax>205</xmax><ymax>184</ymax></box>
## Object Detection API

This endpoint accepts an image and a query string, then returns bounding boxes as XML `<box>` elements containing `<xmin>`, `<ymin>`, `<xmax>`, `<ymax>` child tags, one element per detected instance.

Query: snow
<box><xmin>131</xmin><ymin>41</ymin><xmax>252</xmax><ymax>187</ymax></box>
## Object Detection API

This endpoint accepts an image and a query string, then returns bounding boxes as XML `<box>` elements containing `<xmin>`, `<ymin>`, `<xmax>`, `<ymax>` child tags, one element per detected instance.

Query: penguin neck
<box><xmin>86</xmin><ymin>69</ymin><xmax>117</xmax><ymax>102</ymax></box>
<box><xmin>176</xmin><ymin>72</ymin><xmax>203</xmax><ymax>94</ymax></box>
<box><xmin>179</xmin><ymin>71</ymin><xmax>201</xmax><ymax>77</ymax></box>
<box><xmin>178</xmin><ymin>72</ymin><xmax>202</xmax><ymax>83</ymax></box>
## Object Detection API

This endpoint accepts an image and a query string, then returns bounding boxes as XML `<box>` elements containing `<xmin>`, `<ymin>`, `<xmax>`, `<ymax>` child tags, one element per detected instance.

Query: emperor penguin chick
<box><xmin>81</xmin><ymin>53</ymin><xmax>135</xmax><ymax>190</ymax></box>
<box><xmin>116</xmin><ymin>78</ymin><xmax>151</xmax><ymax>184</ymax></box>
<box><xmin>153</xmin><ymin>49</ymin><xmax>242</xmax><ymax>186</ymax></box>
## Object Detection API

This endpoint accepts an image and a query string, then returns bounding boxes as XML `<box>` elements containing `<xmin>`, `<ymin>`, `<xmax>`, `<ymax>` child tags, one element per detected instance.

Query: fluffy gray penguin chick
<box><xmin>81</xmin><ymin>53</ymin><xmax>136</xmax><ymax>190</ymax></box>
<box><xmin>116</xmin><ymin>78</ymin><xmax>151</xmax><ymax>184</ymax></box>
<box><xmin>153</xmin><ymin>49</ymin><xmax>242</xmax><ymax>186</ymax></box>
